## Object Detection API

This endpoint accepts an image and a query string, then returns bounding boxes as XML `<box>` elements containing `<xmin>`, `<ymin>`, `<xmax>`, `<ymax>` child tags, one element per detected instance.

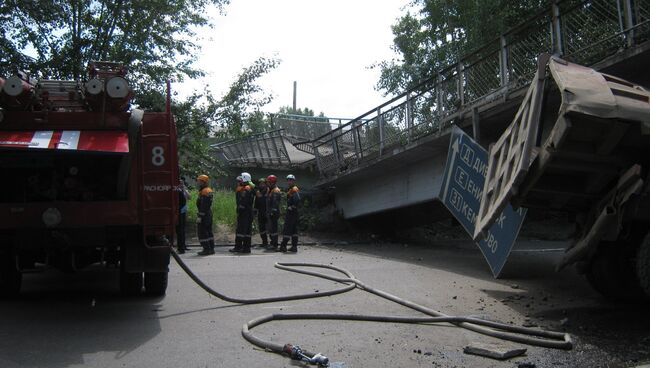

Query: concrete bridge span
<box><xmin>325</xmin><ymin>9</ymin><xmax>650</xmax><ymax>219</ymax></box>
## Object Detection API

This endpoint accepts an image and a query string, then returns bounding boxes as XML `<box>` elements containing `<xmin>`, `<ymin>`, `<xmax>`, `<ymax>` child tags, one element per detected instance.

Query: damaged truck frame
<box><xmin>0</xmin><ymin>62</ymin><xmax>178</xmax><ymax>297</ymax></box>
<box><xmin>475</xmin><ymin>54</ymin><xmax>650</xmax><ymax>300</ymax></box>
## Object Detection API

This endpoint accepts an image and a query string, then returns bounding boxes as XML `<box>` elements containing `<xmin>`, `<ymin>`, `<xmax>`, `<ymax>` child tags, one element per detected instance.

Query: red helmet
<box><xmin>266</xmin><ymin>175</ymin><xmax>277</xmax><ymax>184</ymax></box>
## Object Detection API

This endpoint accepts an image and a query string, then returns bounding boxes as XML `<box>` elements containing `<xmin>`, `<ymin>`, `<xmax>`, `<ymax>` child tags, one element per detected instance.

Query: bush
<box><xmin>186</xmin><ymin>189</ymin><xmax>237</xmax><ymax>230</ymax></box>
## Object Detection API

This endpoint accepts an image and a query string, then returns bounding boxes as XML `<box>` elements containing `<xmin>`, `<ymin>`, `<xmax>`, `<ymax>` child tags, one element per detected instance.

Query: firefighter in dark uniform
<box><xmin>280</xmin><ymin>174</ymin><xmax>301</xmax><ymax>253</ymax></box>
<box><xmin>176</xmin><ymin>177</ymin><xmax>190</xmax><ymax>254</ymax></box>
<box><xmin>196</xmin><ymin>174</ymin><xmax>215</xmax><ymax>256</ymax></box>
<box><xmin>254</xmin><ymin>178</ymin><xmax>269</xmax><ymax>248</ymax></box>
<box><xmin>230</xmin><ymin>172</ymin><xmax>254</xmax><ymax>254</ymax></box>
<box><xmin>265</xmin><ymin>175</ymin><xmax>282</xmax><ymax>251</ymax></box>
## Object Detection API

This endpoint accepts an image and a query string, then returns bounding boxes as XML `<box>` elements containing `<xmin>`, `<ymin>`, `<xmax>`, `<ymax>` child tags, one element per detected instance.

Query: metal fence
<box><xmin>313</xmin><ymin>0</ymin><xmax>650</xmax><ymax>178</ymax></box>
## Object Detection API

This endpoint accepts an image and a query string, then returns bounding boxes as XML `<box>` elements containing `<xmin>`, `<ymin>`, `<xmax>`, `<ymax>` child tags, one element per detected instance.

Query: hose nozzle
<box><xmin>309</xmin><ymin>353</ymin><xmax>329</xmax><ymax>366</ymax></box>
<box><xmin>283</xmin><ymin>344</ymin><xmax>329</xmax><ymax>366</ymax></box>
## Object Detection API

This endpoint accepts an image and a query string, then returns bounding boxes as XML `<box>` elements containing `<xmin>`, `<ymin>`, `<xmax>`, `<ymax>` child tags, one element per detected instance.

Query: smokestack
<box><xmin>293</xmin><ymin>81</ymin><xmax>297</xmax><ymax>111</ymax></box>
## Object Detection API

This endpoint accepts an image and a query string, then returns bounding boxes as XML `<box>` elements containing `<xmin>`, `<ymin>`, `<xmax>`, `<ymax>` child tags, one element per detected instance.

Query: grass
<box><xmin>186</xmin><ymin>189</ymin><xmax>237</xmax><ymax>230</ymax></box>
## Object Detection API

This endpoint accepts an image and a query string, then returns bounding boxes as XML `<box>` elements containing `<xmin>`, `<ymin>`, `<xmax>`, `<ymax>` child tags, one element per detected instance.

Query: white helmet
<box><xmin>286</xmin><ymin>174</ymin><xmax>296</xmax><ymax>180</ymax></box>
<box><xmin>241</xmin><ymin>172</ymin><xmax>252</xmax><ymax>182</ymax></box>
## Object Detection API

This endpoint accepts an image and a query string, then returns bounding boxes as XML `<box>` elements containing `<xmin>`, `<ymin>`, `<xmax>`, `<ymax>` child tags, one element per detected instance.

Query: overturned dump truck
<box><xmin>475</xmin><ymin>54</ymin><xmax>650</xmax><ymax>300</ymax></box>
<box><xmin>0</xmin><ymin>62</ymin><xmax>178</xmax><ymax>297</ymax></box>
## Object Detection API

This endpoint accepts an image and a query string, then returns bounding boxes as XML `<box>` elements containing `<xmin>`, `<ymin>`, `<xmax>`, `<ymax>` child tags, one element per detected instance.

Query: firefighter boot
<box><xmin>265</xmin><ymin>235</ymin><xmax>278</xmax><ymax>252</ymax></box>
<box><xmin>261</xmin><ymin>233</ymin><xmax>269</xmax><ymax>249</ymax></box>
<box><xmin>289</xmin><ymin>236</ymin><xmax>298</xmax><ymax>253</ymax></box>
<box><xmin>198</xmin><ymin>245</ymin><xmax>213</xmax><ymax>256</ymax></box>
<box><xmin>279</xmin><ymin>238</ymin><xmax>288</xmax><ymax>253</ymax></box>
<box><xmin>241</xmin><ymin>237</ymin><xmax>252</xmax><ymax>254</ymax></box>
<box><xmin>229</xmin><ymin>237</ymin><xmax>243</xmax><ymax>253</ymax></box>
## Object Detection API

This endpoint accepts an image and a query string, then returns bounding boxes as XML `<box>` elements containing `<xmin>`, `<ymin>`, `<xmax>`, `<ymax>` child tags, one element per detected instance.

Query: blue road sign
<box><xmin>439</xmin><ymin>126</ymin><xmax>526</xmax><ymax>277</ymax></box>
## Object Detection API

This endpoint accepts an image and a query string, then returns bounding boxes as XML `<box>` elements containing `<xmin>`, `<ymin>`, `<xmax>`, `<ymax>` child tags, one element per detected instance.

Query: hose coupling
<box><xmin>283</xmin><ymin>344</ymin><xmax>329</xmax><ymax>366</ymax></box>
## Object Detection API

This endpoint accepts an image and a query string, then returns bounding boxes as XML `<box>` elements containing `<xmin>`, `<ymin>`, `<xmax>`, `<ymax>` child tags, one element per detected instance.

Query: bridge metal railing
<box><xmin>212</xmin><ymin>129</ymin><xmax>292</xmax><ymax>167</ymax></box>
<box><xmin>211</xmin><ymin>115</ymin><xmax>362</xmax><ymax>167</ymax></box>
<box><xmin>313</xmin><ymin>0</ymin><xmax>650</xmax><ymax>178</ymax></box>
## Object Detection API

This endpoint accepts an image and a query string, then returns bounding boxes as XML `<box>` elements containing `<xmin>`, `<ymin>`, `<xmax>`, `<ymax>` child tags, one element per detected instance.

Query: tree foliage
<box><xmin>213</xmin><ymin>56</ymin><xmax>281</xmax><ymax>138</ymax></box>
<box><xmin>135</xmin><ymin>56</ymin><xmax>281</xmax><ymax>177</ymax></box>
<box><xmin>0</xmin><ymin>0</ymin><xmax>287</xmax><ymax>177</ymax></box>
<box><xmin>375</xmin><ymin>0</ymin><xmax>547</xmax><ymax>95</ymax></box>
<box><xmin>277</xmin><ymin>106</ymin><xmax>325</xmax><ymax>118</ymax></box>
<box><xmin>0</xmin><ymin>0</ymin><xmax>229</xmax><ymax>90</ymax></box>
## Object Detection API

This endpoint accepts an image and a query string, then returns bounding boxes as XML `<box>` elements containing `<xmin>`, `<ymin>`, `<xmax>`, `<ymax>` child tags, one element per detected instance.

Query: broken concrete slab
<box><xmin>463</xmin><ymin>342</ymin><xmax>527</xmax><ymax>360</ymax></box>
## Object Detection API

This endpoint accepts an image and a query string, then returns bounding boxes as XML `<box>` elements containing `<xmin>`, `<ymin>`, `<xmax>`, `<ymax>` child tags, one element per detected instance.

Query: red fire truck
<box><xmin>0</xmin><ymin>62</ymin><xmax>178</xmax><ymax>297</ymax></box>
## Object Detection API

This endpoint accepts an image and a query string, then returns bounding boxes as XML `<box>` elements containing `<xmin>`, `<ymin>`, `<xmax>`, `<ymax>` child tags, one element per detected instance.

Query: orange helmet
<box><xmin>197</xmin><ymin>174</ymin><xmax>209</xmax><ymax>183</ymax></box>
<box><xmin>266</xmin><ymin>175</ymin><xmax>277</xmax><ymax>184</ymax></box>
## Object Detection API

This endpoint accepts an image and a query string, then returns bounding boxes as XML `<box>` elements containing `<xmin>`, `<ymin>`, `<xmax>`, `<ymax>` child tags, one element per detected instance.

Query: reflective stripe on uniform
<box><xmin>199</xmin><ymin>237</ymin><xmax>214</xmax><ymax>242</ymax></box>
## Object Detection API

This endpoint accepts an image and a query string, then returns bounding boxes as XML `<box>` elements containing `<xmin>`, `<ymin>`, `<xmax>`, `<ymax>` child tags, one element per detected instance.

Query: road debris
<box><xmin>463</xmin><ymin>342</ymin><xmax>527</xmax><ymax>360</ymax></box>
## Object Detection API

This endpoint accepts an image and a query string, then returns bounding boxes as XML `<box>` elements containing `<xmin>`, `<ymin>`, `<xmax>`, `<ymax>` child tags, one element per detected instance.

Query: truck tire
<box><xmin>120</xmin><ymin>266</ymin><xmax>143</xmax><ymax>296</ymax></box>
<box><xmin>144</xmin><ymin>272</ymin><xmax>168</xmax><ymax>296</ymax></box>
<box><xmin>586</xmin><ymin>242</ymin><xmax>645</xmax><ymax>300</ymax></box>
<box><xmin>0</xmin><ymin>254</ymin><xmax>21</xmax><ymax>298</ymax></box>
<box><xmin>636</xmin><ymin>234</ymin><xmax>650</xmax><ymax>298</ymax></box>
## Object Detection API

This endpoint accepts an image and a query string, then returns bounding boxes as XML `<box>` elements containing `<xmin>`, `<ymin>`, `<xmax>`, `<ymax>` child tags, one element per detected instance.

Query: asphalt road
<box><xmin>1</xmin><ymin>239</ymin><xmax>649</xmax><ymax>368</ymax></box>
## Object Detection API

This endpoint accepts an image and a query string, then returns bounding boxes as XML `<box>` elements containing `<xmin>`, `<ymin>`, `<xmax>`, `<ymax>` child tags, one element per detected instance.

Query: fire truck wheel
<box><xmin>636</xmin><ymin>233</ymin><xmax>650</xmax><ymax>298</ymax></box>
<box><xmin>144</xmin><ymin>272</ymin><xmax>168</xmax><ymax>296</ymax></box>
<box><xmin>120</xmin><ymin>267</ymin><xmax>143</xmax><ymax>296</ymax></box>
<box><xmin>586</xmin><ymin>242</ymin><xmax>645</xmax><ymax>300</ymax></box>
<box><xmin>0</xmin><ymin>253</ymin><xmax>21</xmax><ymax>298</ymax></box>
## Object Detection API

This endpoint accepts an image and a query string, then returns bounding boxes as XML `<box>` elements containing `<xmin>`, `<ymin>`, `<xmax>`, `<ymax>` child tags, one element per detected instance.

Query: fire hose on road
<box><xmin>171</xmin><ymin>250</ymin><xmax>572</xmax><ymax>366</ymax></box>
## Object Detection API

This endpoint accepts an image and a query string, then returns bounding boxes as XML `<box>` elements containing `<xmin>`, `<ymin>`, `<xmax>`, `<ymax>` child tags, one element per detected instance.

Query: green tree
<box><xmin>211</xmin><ymin>56</ymin><xmax>281</xmax><ymax>138</ymax></box>
<box><xmin>374</xmin><ymin>0</ymin><xmax>547</xmax><ymax>95</ymax></box>
<box><xmin>1</xmin><ymin>1</ymin><xmax>283</xmax><ymax>177</ymax></box>
<box><xmin>0</xmin><ymin>0</ymin><xmax>229</xmax><ymax>91</ymax></box>
<box><xmin>136</xmin><ymin>56</ymin><xmax>281</xmax><ymax>177</ymax></box>
<box><xmin>278</xmin><ymin>106</ymin><xmax>313</xmax><ymax>116</ymax></box>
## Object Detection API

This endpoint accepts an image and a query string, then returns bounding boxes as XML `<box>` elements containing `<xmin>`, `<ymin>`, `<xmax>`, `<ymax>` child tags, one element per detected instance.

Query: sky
<box><xmin>180</xmin><ymin>0</ymin><xmax>414</xmax><ymax>120</ymax></box>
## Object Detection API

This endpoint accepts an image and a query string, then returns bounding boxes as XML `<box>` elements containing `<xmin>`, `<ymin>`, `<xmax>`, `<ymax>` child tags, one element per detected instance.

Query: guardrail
<box><xmin>313</xmin><ymin>0</ymin><xmax>650</xmax><ymax>178</ymax></box>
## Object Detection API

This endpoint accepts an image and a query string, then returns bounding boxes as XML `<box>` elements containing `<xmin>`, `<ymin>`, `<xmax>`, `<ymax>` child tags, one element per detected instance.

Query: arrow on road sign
<box><xmin>438</xmin><ymin>126</ymin><xmax>526</xmax><ymax>277</ymax></box>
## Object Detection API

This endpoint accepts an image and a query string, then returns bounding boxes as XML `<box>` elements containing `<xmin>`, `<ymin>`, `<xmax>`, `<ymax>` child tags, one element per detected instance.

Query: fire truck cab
<box><xmin>0</xmin><ymin>62</ymin><xmax>178</xmax><ymax>297</ymax></box>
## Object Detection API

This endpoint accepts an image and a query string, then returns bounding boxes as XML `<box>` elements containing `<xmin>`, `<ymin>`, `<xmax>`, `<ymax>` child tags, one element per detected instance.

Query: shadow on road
<box><xmin>0</xmin><ymin>265</ymin><xmax>162</xmax><ymax>368</ymax></box>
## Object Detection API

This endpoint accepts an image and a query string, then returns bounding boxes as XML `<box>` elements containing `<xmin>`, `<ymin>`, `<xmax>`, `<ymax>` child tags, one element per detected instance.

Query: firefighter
<box><xmin>265</xmin><ymin>175</ymin><xmax>282</xmax><ymax>251</ymax></box>
<box><xmin>176</xmin><ymin>177</ymin><xmax>190</xmax><ymax>254</ymax></box>
<box><xmin>280</xmin><ymin>174</ymin><xmax>301</xmax><ymax>253</ymax></box>
<box><xmin>196</xmin><ymin>174</ymin><xmax>215</xmax><ymax>256</ymax></box>
<box><xmin>230</xmin><ymin>172</ymin><xmax>254</xmax><ymax>254</ymax></box>
<box><xmin>254</xmin><ymin>178</ymin><xmax>269</xmax><ymax>248</ymax></box>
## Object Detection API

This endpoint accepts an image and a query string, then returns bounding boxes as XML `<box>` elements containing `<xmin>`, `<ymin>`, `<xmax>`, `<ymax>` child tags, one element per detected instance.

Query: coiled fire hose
<box><xmin>171</xmin><ymin>251</ymin><xmax>572</xmax><ymax>366</ymax></box>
